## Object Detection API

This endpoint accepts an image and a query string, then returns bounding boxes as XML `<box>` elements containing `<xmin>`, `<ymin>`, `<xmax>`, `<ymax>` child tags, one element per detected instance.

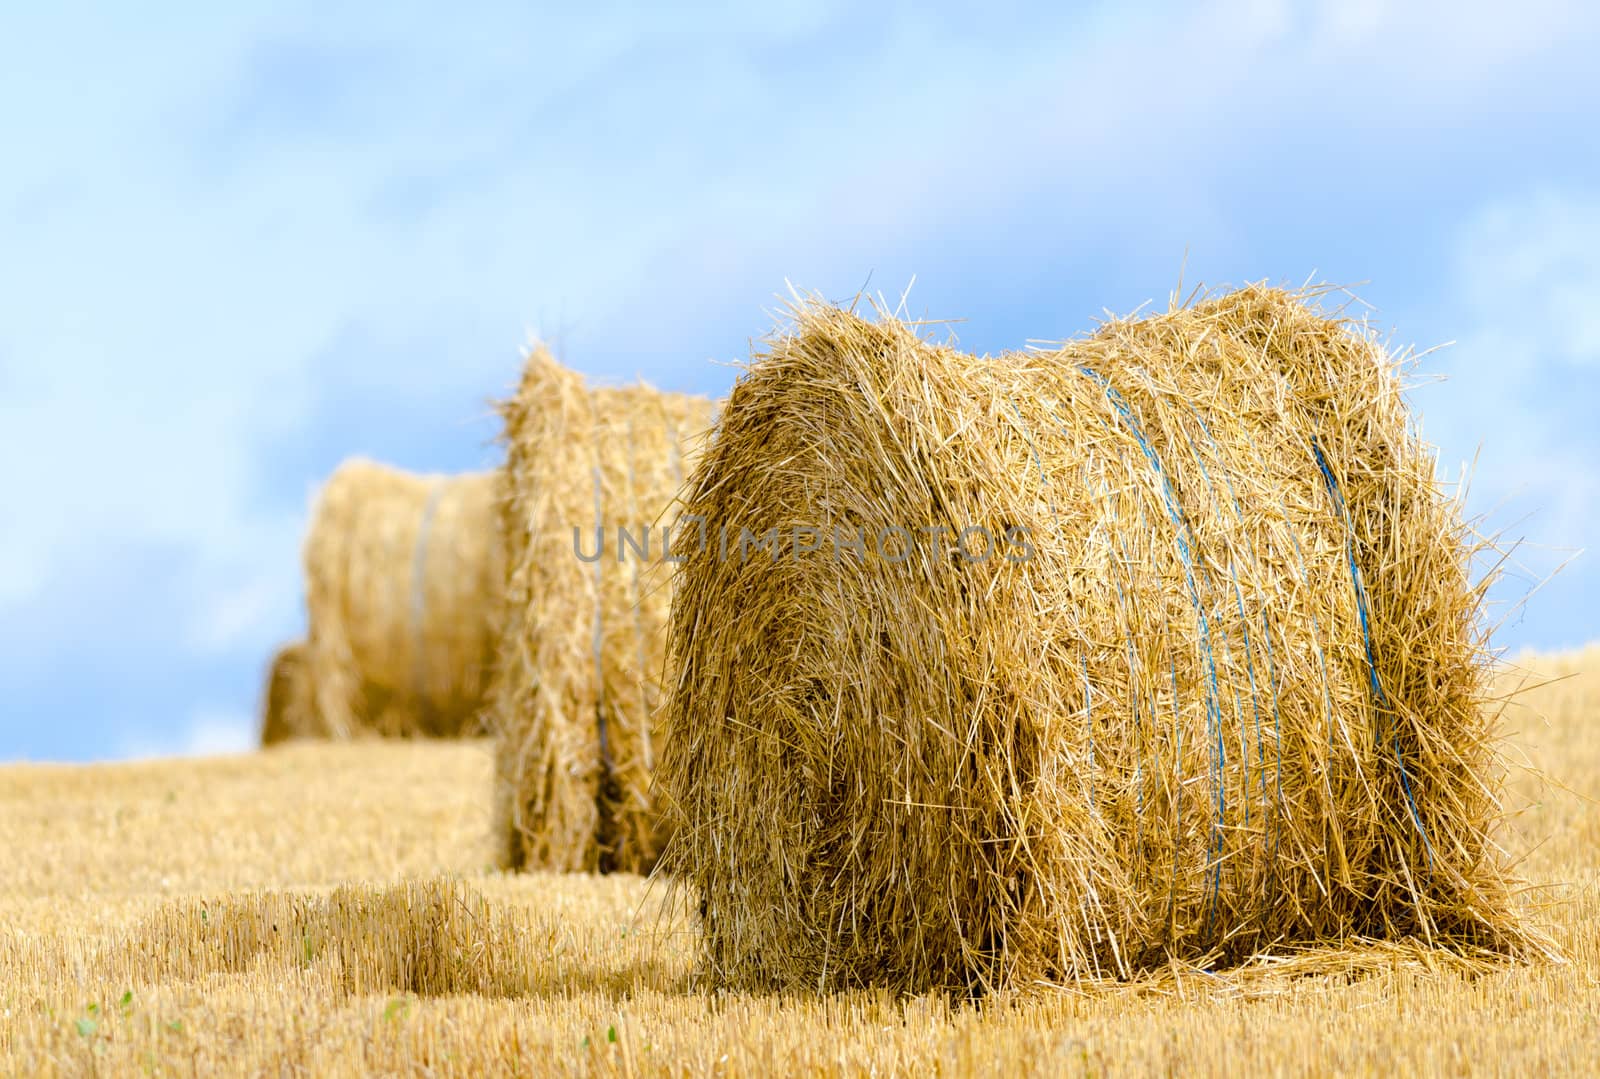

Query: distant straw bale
<box><xmin>258</xmin><ymin>640</ymin><xmax>312</xmax><ymax>745</ymax></box>
<box><xmin>299</xmin><ymin>460</ymin><xmax>506</xmax><ymax>742</ymax></box>
<box><xmin>489</xmin><ymin>347</ymin><xmax>716</xmax><ymax>874</ymax></box>
<box><xmin>661</xmin><ymin>285</ymin><xmax>1543</xmax><ymax>994</ymax></box>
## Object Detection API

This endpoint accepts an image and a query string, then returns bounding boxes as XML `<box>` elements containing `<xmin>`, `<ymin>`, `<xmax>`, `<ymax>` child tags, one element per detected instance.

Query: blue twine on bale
<box><xmin>1177</xmin><ymin>414</ymin><xmax>1267</xmax><ymax>834</ymax></box>
<box><xmin>1044</xmin><ymin>396</ymin><xmax>1155</xmax><ymax>842</ymax></box>
<box><xmin>1310</xmin><ymin>438</ymin><xmax>1434</xmax><ymax>869</ymax></box>
<box><xmin>1184</xmin><ymin>410</ymin><xmax>1283</xmax><ymax>820</ymax></box>
<box><xmin>1078</xmin><ymin>365</ymin><xmax>1228</xmax><ymax>935</ymax></box>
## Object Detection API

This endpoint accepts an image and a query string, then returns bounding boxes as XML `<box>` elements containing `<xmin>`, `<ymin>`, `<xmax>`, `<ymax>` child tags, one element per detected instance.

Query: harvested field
<box><xmin>0</xmin><ymin>651</ymin><xmax>1596</xmax><ymax>1076</ymax></box>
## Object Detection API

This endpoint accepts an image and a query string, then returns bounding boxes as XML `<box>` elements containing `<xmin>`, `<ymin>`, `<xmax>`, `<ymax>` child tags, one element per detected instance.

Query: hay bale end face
<box><xmin>489</xmin><ymin>347</ymin><xmax>717</xmax><ymax>874</ymax></box>
<box><xmin>301</xmin><ymin>460</ymin><xmax>506</xmax><ymax>741</ymax></box>
<box><xmin>661</xmin><ymin>286</ymin><xmax>1537</xmax><ymax>994</ymax></box>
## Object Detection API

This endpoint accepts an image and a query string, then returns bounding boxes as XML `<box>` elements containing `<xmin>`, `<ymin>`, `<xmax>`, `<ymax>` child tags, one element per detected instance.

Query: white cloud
<box><xmin>185</xmin><ymin>544</ymin><xmax>305</xmax><ymax>657</ymax></box>
<box><xmin>120</xmin><ymin>707</ymin><xmax>257</xmax><ymax>761</ymax></box>
<box><xmin>1441</xmin><ymin>188</ymin><xmax>1600</xmax><ymax>407</ymax></box>
<box><xmin>1310</xmin><ymin>0</ymin><xmax>1389</xmax><ymax>44</ymax></box>
<box><xmin>1455</xmin><ymin>192</ymin><xmax>1600</xmax><ymax>368</ymax></box>
<box><xmin>1412</xmin><ymin>189</ymin><xmax>1600</xmax><ymax>640</ymax></box>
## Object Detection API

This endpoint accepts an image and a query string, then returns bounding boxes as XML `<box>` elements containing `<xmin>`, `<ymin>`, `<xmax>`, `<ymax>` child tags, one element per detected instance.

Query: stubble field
<box><xmin>2</xmin><ymin>648</ymin><xmax>1596</xmax><ymax>1076</ymax></box>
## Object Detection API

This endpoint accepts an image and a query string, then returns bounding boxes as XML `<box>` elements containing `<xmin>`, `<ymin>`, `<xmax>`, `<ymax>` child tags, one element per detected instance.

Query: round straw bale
<box><xmin>488</xmin><ymin>346</ymin><xmax>717</xmax><ymax>873</ymax></box>
<box><xmin>258</xmin><ymin>640</ymin><xmax>312</xmax><ymax>745</ymax></box>
<box><xmin>660</xmin><ymin>285</ymin><xmax>1538</xmax><ymax>993</ymax></box>
<box><xmin>301</xmin><ymin>460</ymin><xmax>506</xmax><ymax>740</ymax></box>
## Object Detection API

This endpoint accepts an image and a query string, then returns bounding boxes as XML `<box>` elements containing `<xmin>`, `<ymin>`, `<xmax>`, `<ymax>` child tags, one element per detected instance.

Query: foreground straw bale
<box><xmin>300</xmin><ymin>460</ymin><xmax>506</xmax><ymax>741</ymax></box>
<box><xmin>489</xmin><ymin>347</ymin><xmax>717</xmax><ymax>873</ymax></box>
<box><xmin>661</xmin><ymin>285</ymin><xmax>1544</xmax><ymax>994</ymax></box>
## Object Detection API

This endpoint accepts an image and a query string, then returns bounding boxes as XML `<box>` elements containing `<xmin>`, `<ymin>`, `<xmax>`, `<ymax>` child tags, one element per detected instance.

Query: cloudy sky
<box><xmin>2</xmin><ymin>1</ymin><xmax>1596</xmax><ymax>761</ymax></box>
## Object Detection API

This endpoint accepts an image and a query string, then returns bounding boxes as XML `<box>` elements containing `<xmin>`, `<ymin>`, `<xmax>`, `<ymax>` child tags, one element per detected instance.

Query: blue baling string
<box><xmin>1259</xmin><ymin>608</ymin><xmax>1285</xmax><ymax>867</ymax></box>
<box><xmin>1045</xmin><ymin>400</ymin><xmax>1152</xmax><ymax>863</ymax></box>
<box><xmin>1311</xmin><ymin>438</ymin><xmax>1434</xmax><ymax>868</ymax></box>
<box><xmin>1185</xmin><ymin>410</ymin><xmax>1280</xmax><ymax>828</ymax></box>
<box><xmin>1177</xmin><ymin>420</ymin><xmax>1263</xmax><ymax>834</ymax></box>
<box><xmin>1079</xmin><ymin>365</ymin><xmax>1228</xmax><ymax>935</ymax></box>
<box><xmin>1082</xmin><ymin>653</ymin><xmax>1094</xmax><ymax>810</ymax></box>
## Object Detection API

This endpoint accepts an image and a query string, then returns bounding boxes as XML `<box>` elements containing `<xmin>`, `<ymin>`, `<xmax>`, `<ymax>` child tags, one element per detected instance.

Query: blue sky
<box><xmin>2</xmin><ymin>1</ymin><xmax>1596</xmax><ymax>761</ymax></box>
